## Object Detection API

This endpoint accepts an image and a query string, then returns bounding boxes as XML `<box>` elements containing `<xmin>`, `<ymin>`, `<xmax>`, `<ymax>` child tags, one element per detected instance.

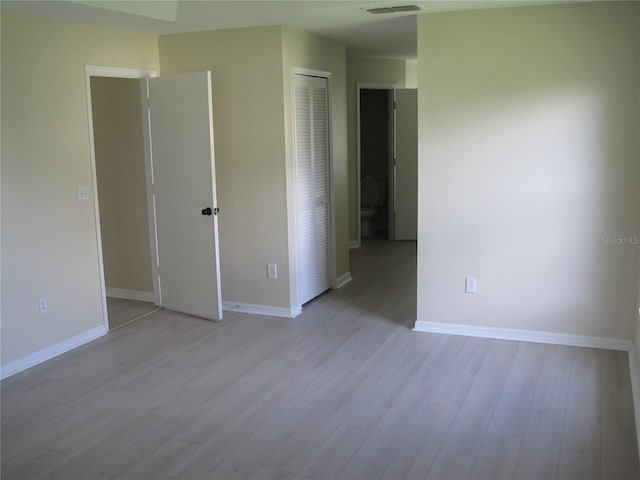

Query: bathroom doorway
<box><xmin>359</xmin><ymin>88</ymin><xmax>392</xmax><ymax>240</ymax></box>
<box><xmin>358</xmin><ymin>86</ymin><xmax>417</xmax><ymax>244</ymax></box>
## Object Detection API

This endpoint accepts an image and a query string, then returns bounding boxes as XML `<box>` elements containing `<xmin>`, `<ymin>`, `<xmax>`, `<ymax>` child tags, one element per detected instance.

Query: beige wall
<box><xmin>1</xmin><ymin>12</ymin><xmax>159</xmax><ymax>366</ymax></box>
<box><xmin>346</xmin><ymin>57</ymin><xmax>409</xmax><ymax>244</ymax></box>
<box><xmin>405</xmin><ymin>60</ymin><xmax>418</xmax><ymax>89</ymax></box>
<box><xmin>281</xmin><ymin>27</ymin><xmax>349</xmax><ymax>303</ymax></box>
<box><xmin>91</xmin><ymin>77</ymin><xmax>153</xmax><ymax>294</ymax></box>
<box><xmin>1</xmin><ymin>14</ymin><xmax>349</xmax><ymax>369</ymax></box>
<box><xmin>159</xmin><ymin>27</ymin><xmax>291</xmax><ymax>309</ymax></box>
<box><xmin>417</xmin><ymin>3</ymin><xmax>640</xmax><ymax>339</ymax></box>
<box><xmin>160</xmin><ymin>26</ymin><xmax>349</xmax><ymax>311</ymax></box>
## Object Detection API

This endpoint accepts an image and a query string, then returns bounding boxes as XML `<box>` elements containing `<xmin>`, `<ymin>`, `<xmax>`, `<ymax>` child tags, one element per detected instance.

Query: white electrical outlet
<box><xmin>465</xmin><ymin>277</ymin><xmax>477</xmax><ymax>294</ymax></box>
<box><xmin>39</xmin><ymin>297</ymin><xmax>48</xmax><ymax>314</ymax></box>
<box><xmin>267</xmin><ymin>263</ymin><xmax>278</xmax><ymax>279</ymax></box>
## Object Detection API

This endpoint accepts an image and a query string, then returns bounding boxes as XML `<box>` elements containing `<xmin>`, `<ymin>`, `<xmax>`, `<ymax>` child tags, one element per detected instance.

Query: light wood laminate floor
<box><xmin>2</xmin><ymin>239</ymin><xmax>638</xmax><ymax>479</ymax></box>
<box><xmin>106</xmin><ymin>297</ymin><xmax>160</xmax><ymax>330</ymax></box>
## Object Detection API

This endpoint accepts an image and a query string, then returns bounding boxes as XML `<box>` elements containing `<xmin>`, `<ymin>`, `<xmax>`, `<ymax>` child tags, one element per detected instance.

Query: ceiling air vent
<box><xmin>366</xmin><ymin>4</ymin><xmax>422</xmax><ymax>14</ymax></box>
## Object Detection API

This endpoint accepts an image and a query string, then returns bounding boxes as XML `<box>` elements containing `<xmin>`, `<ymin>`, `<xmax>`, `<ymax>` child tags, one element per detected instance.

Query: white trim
<box><xmin>349</xmin><ymin>241</ymin><xmax>360</xmax><ymax>249</ymax></box>
<box><xmin>627</xmin><ymin>345</ymin><xmax>640</xmax><ymax>462</ymax></box>
<box><xmin>205</xmin><ymin>71</ymin><xmax>224</xmax><ymax>320</ymax></box>
<box><xmin>85</xmin><ymin>65</ymin><xmax>156</xmax><ymax>79</ymax></box>
<box><xmin>222</xmin><ymin>301</ymin><xmax>302</xmax><ymax>319</ymax></box>
<box><xmin>105</xmin><ymin>288</ymin><xmax>155</xmax><ymax>303</ymax></box>
<box><xmin>1</xmin><ymin>326</ymin><xmax>107</xmax><ymax>380</ymax></box>
<box><xmin>412</xmin><ymin>320</ymin><xmax>633</xmax><ymax>351</ymax></box>
<box><xmin>140</xmin><ymin>77</ymin><xmax>162</xmax><ymax>307</ymax></box>
<box><xmin>84</xmin><ymin>65</ymin><xmax>157</xmax><ymax>332</ymax></box>
<box><xmin>292</xmin><ymin>67</ymin><xmax>332</xmax><ymax>78</ymax></box>
<box><xmin>335</xmin><ymin>271</ymin><xmax>353</xmax><ymax>289</ymax></box>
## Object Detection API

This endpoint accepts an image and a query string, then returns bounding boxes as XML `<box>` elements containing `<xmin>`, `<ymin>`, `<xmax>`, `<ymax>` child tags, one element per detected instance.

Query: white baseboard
<box><xmin>335</xmin><ymin>271</ymin><xmax>353</xmax><ymax>289</ymax></box>
<box><xmin>222</xmin><ymin>301</ymin><xmax>302</xmax><ymax>319</ymax></box>
<box><xmin>349</xmin><ymin>241</ymin><xmax>360</xmax><ymax>250</ymax></box>
<box><xmin>627</xmin><ymin>346</ymin><xmax>640</xmax><ymax>463</ymax></box>
<box><xmin>106</xmin><ymin>288</ymin><xmax>154</xmax><ymax>302</ymax></box>
<box><xmin>412</xmin><ymin>320</ymin><xmax>633</xmax><ymax>351</ymax></box>
<box><xmin>1</xmin><ymin>325</ymin><xmax>108</xmax><ymax>380</ymax></box>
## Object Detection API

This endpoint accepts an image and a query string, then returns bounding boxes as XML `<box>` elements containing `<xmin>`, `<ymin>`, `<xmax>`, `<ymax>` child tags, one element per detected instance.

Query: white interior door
<box><xmin>145</xmin><ymin>71</ymin><xmax>222</xmax><ymax>320</ymax></box>
<box><xmin>294</xmin><ymin>74</ymin><xmax>331</xmax><ymax>305</ymax></box>
<box><xmin>393</xmin><ymin>89</ymin><xmax>418</xmax><ymax>240</ymax></box>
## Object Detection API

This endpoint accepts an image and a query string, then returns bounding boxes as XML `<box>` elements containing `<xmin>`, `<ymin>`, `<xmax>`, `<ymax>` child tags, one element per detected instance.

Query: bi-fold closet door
<box><xmin>293</xmin><ymin>73</ymin><xmax>331</xmax><ymax>306</ymax></box>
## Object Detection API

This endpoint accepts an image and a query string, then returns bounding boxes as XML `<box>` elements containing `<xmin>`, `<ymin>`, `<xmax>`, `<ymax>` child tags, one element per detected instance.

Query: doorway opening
<box><xmin>87</xmin><ymin>67</ymin><xmax>224</xmax><ymax>330</ymax></box>
<box><xmin>357</xmin><ymin>84</ymin><xmax>418</xmax><ymax>246</ymax></box>
<box><xmin>85</xmin><ymin>66</ymin><xmax>157</xmax><ymax>331</ymax></box>
<box><xmin>359</xmin><ymin>88</ymin><xmax>393</xmax><ymax>241</ymax></box>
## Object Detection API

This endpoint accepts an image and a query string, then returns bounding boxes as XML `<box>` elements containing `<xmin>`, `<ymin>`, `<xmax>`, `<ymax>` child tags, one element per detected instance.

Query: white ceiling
<box><xmin>1</xmin><ymin>0</ymin><xmax>577</xmax><ymax>59</ymax></box>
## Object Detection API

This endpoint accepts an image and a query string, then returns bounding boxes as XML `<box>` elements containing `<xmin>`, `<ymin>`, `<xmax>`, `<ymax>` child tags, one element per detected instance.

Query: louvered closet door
<box><xmin>294</xmin><ymin>74</ymin><xmax>331</xmax><ymax>306</ymax></box>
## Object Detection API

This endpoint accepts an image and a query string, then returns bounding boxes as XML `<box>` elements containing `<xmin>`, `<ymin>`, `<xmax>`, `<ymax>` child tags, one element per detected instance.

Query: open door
<box><xmin>143</xmin><ymin>71</ymin><xmax>222</xmax><ymax>320</ymax></box>
<box><xmin>393</xmin><ymin>88</ymin><xmax>418</xmax><ymax>240</ymax></box>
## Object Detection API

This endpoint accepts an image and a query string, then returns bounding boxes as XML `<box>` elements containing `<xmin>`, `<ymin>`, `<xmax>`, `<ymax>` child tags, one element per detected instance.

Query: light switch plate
<box><xmin>78</xmin><ymin>185</ymin><xmax>89</xmax><ymax>201</ymax></box>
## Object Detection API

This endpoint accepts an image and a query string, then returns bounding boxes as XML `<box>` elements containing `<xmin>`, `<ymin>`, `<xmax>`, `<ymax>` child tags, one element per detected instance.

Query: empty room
<box><xmin>2</xmin><ymin>1</ymin><xmax>639</xmax><ymax>479</ymax></box>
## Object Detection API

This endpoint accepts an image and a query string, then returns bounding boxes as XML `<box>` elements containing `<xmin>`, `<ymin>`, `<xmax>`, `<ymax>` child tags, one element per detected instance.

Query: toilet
<box><xmin>361</xmin><ymin>176</ymin><xmax>380</xmax><ymax>237</ymax></box>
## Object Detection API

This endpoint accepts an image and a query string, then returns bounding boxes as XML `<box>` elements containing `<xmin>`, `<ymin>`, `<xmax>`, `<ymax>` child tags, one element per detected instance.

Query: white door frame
<box><xmin>356</xmin><ymin>83</ymin><xmax>400</xmax><ymax>246</ymax></box>
<box><xmin>290</xmin><ymin>67</ymin><xmax>335</xmax><ymax>310</ymax></box>
<box><xmin>84</xmin><ymin>65</ymin><xmax>157</xmax><ymax>331</ymax></box>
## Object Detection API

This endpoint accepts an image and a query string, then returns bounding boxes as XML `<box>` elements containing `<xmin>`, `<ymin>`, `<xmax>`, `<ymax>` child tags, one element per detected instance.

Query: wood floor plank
<box><xmin>167</xmin><ymin>380</ymin><xmax>301</xmax><ymax>479</ymax></box>
<box><xmin>297</xmin><ymin>426</ymin><xmax>370</xmax><ymax>479</ymax></box>
<box><xmin>513</xmin><ymin>386</ymin><xmax>565</xmax><ymax>480</ymax></box>
<box><xmin>600</xmin><ymin>349</ymin><xmax>636</xmax><ymax>432</ymax></box>
<box><xmin>601</xmin><ymin>425</ymin><xmax>640</xmax><ymax>479</ymax></box>
<box><xmin>440</xmin><ymin>362</ymin><xmax>510</xmax><ymax>457</ymax></box>
<box><xmin>246</xmin><ymin>467</ymin><xmax>308</xmax><ymax>480</ymax></box>
<box><xmin>210</xmin><ymin>399</ymin><xmax>322</xmax><ymax>479</ymax></box>
<box><xmin>382</xmin><ymin>403</ymin><xmax>459</xmax><ymax>480</ymax></box>
<box><xmin>470</xmin><ymin>433</ymin><xmax>521</xmax><ymax>480</ymax></box>
<box><xmin>488</xmin><ymin>344</ymin><xmax>544</xmax><ymax>437</ymax></box>
<box><xmin>567</xmin><ymin>345</ymin><xmax>602</xmax><ymax>406</ymax></box>
<box><xmin>557</xmin><ymin>400</ymin><xmax>601</xmax><ymax>480</ymax></box>
<box><xmin>260</xmin><ymin>401</ymin><xmax>338</xmax><ymax>474</ymax></box>
<box><xmin>116</xmin><ymin>438</ymin><xmax>200</xmax><ymax>480</ymax></box>
<box><xmin>337</xmin><ymin>382</ymin><xmax>433</xmax><ymax>480</ymax></box>
<box><xmin>425</xmin><ymin>452</ymin><xmax>475</xmax><ymax>480</ymax></box>
<box><xmin>414</xmin><ymin>334</ymin><xmax>467</xmax><ymax>389</ymax></box>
